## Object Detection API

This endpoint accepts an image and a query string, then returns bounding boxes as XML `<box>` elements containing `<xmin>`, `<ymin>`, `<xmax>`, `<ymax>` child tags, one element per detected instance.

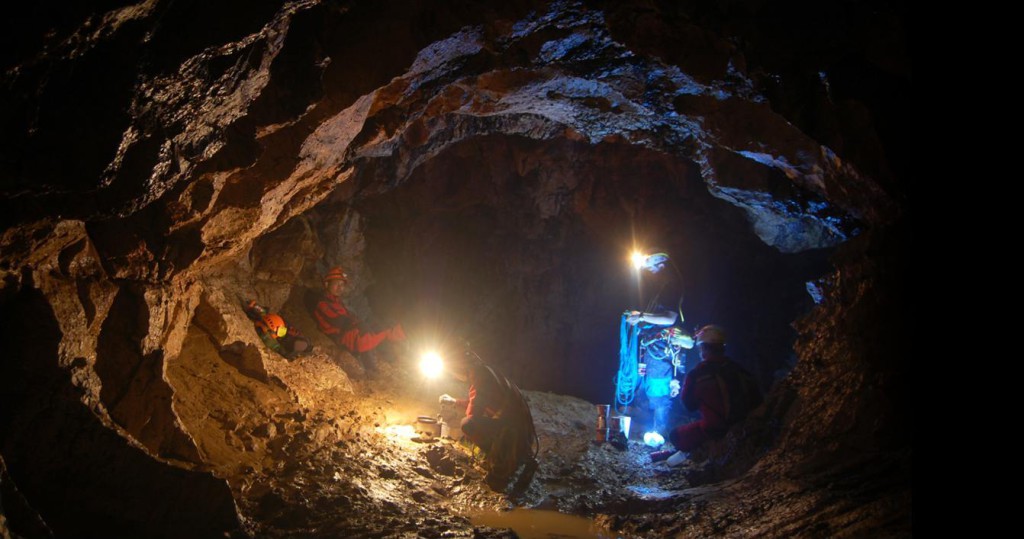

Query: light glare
<box><xmin>631</xmin><ymin>251</ymin><xmax>647</xmax><ymax>270</ymax></box>
<box><xmin>643</xmin><ymin>431</ymin><xmax>665</xmax><ymax>447</ymax></box>
<box><xmin>420</xmin><ymin>351</ymin><xmax>444</xmax><ymax>378</ymax></box>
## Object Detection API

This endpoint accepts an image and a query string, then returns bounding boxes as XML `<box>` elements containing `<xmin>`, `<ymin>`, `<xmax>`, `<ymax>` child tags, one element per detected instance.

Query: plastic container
<box><xmin>595</xmin><ymin>405</ymin><xmax>610</xmax><ymax>442</ymax></box>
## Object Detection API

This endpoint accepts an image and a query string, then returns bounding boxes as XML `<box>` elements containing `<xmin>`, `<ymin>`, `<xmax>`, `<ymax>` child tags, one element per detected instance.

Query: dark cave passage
<box><xmin>330</xmin><ymin>134</ymin><xmax>830</xmax><ymax>402</ymax></box>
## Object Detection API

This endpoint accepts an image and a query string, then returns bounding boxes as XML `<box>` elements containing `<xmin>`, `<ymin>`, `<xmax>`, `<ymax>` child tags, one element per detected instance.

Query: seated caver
<box><xmin>313</xmin><ymin>266</ymin><xmax>405</xmax><ymax>376</ymax></box>
<box><xmin>666</xmin><ymin>325</ymin><xmax>762</xmax><ymax>466</ymax></box>
<box><xmin>243</xmin><ymin>300</ymin><xmax>309</xmax><ymax>360</ymax></box>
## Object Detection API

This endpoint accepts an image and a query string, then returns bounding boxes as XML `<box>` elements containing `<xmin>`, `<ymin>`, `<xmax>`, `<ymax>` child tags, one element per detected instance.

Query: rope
<box><xmin>615</xmin><ymin>316</ymin><xmax>641</xmax><ymax>410</ymax></box>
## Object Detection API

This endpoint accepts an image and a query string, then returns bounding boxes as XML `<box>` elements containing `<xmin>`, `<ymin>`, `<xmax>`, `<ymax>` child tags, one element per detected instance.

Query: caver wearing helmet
<box><xmin>625</xmin><ymin>249</ymin><xmax>689</xmax><ymax>437</ymax></box>
<box><xmin>664</xmin><ymin>324</ymin><xmax>762</xmax><ymax>465</ymax></box>
<box><xmin>244</xmin><ymin>301</ymin><xmax>309</xmax><ymax>360</ymax></box>
<box><xmin>314</xmin><ymin>265</ymin><xmax>406</xmax><ymax>378</ymax></box>
<box><xmin>439</xmin><ymin>345</ymin><xmax>538</xmax><ymax>490</ymax></box>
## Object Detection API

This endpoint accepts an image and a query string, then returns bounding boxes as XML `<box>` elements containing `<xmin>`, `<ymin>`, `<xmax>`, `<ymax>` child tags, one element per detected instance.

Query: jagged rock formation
<box><xmin>1</xmin><ymin>0</ymin><xmax>909</xmax><ymax>536</ymax></box>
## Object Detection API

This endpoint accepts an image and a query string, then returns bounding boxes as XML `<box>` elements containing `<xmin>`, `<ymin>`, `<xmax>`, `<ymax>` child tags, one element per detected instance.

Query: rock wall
<box><xmin>0</xmin><ymin>271</ymin><xmax>240</xmax><ymax>538</ymax></box>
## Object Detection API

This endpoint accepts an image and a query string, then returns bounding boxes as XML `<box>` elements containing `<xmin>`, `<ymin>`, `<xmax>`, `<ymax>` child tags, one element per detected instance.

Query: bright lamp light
<box><xmin>643</xmin><ymin>431</ymin><xmax>665</xmax><ymax>447</ymax></box>
<box><xmin>419</xmin><ymin>351</ymin><xmax>444</xmax><ymax>379</ymax></box>
<box><xmin>631</xmin><ymin>251</ymin><xmax>647</xmax><ymax>270</ymax></box>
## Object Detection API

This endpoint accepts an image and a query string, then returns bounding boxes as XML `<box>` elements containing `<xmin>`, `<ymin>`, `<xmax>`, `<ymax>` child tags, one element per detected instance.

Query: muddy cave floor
<box><xmin>209</xmin><ymin>348</ymin><xmax>701</xmax><ymax>538</ymax></box>
<box><xmin>210</xmin><ymin>347</ymin><xmax>905</xmax><ymax>539</ymax></box>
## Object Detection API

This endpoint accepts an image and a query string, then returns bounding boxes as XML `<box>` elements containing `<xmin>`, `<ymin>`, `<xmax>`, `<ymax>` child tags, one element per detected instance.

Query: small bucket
<box><xmin>415</xmin><ymin>416</ymin><xmax>441</xmax><ymax>439</ymax></box>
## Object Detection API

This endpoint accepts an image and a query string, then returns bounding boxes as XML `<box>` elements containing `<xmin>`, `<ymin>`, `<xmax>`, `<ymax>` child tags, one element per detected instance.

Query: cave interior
<box><xmin>1</xmin><ymin>1</ymin><xmax>911</xmax><ymax>537</ymax></box>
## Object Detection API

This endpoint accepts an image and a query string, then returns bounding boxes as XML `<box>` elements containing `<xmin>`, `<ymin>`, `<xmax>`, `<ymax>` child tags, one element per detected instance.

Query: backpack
<box><xmin>705</xmin><ymin>360</ymin><xmax>763</xmax><ymax>425</ymax></box>
<box><xmin>482</xmin><ymin>366</ymin><xmax>539</xmax><ymax>479</ymax></box>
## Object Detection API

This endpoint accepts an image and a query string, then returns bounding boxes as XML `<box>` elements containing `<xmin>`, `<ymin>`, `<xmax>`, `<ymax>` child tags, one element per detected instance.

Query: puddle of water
<box><xmin>470</xmin><ymin>508</ymin><xmax>621</xmax><ymax>539</ymax></box>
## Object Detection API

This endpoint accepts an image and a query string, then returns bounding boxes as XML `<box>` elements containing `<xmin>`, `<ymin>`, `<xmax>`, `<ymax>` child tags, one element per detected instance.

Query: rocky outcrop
<box><xmin>0</xmin><ymin>272</ymin><xmax>241</xmax><ymax>538</ymax></box>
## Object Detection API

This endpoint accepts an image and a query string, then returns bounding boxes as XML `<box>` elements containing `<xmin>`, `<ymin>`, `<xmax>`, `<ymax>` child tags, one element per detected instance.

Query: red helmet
<box><xmin>324</xmin><ymin>266</ymin><xmax>348</xmax><ymax>283</ymax></box>
<box><xmin>262</xmin><ymin>314</ymin><xmax>288</xmax><ymax>338</ymax></box>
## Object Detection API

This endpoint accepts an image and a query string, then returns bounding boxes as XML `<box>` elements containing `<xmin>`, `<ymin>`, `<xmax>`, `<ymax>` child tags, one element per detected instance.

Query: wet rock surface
<box><xmin>220</xmin><ymin>376</ymin><xmax>702</xmax><ymax>538</ymax></box>
<box><xmin>2</xmin><ymin>0</ymin><xmax>909</xmax><ymax>536</ymax></box>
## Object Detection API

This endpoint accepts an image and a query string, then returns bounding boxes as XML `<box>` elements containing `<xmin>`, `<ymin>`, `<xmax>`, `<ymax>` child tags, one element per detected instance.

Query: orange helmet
<box><xmin>324</xmin><ymin>266</ymin><xmax>348</xmax><ymax>283</ymax></box>
<box><xmin>262</xmin><ymin>314</ymin><xmax>288</xmax><ymax>338</ymax></box>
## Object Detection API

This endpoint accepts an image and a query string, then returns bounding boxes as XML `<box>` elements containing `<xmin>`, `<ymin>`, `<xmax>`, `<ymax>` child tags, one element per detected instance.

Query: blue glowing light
<box><xmin>643</xmin><ymin>431</ymin><xmax>665</xmax><ymax>447</ymax></box>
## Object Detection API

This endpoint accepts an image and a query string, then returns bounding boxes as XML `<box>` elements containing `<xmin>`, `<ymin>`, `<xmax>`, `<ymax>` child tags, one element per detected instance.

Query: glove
<box><xmin>669</xmin><ymin>379</ymin><xmax>681</xmax><ymax>398</ymax></box>
<box><xmin>439</xmin><ymin>394</ymin><xmax>457</xmax><ymax>405</ymax></box>
<box><xmin>389</xmin><ymin>323</ymin><xmax>407</xmax><ymax>341</ymax></box>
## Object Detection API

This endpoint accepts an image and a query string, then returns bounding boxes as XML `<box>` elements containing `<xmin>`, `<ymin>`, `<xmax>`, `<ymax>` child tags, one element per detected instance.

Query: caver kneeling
<box><xmin>439</xmin><ymin>352</ymin><xmax>537</xmax><ymax>487</ymax></box>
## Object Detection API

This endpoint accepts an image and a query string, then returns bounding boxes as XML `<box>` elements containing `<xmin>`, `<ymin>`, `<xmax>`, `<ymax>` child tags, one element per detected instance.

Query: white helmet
<box><xmin>695</xmin><ymin>325</ymin><xmax>726</xmax><ymax>345</ymax></box>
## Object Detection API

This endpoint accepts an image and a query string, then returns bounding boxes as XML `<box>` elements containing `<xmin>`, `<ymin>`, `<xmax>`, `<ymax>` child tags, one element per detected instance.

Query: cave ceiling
<box><xmin>1</xmin><ymin>0</ymin><xmax>899</xmax><ymax>283</ymax></box>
